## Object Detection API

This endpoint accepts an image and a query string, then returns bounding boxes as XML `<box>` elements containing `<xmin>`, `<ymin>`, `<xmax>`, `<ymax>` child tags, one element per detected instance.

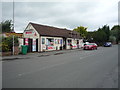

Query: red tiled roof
<box><xmin>30</xmin><ymin>22</ymin><xmax>82</xmax><ymax>39</ymax></box>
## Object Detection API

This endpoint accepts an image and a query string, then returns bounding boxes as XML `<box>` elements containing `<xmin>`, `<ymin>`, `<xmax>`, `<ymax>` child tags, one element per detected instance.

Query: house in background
<box><xmin>23</xmin><ymin>22</ymin><xmax>83</xmax><ymax>52</ymax></box>
<box><xmin>2</xmin><ymin>32</ymin><xmax>23</xmax><ymax>38</ymax></box>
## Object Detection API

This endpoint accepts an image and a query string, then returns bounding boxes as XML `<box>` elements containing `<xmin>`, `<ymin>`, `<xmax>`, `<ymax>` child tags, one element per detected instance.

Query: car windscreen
<box><xmin>86</xmin><ymin>44</ymin><xmax>94</xmax><ymax>45</ymax></box>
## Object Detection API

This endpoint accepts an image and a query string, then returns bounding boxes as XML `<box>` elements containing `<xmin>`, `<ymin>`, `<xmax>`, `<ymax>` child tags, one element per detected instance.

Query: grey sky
<box><xmin>2</xmin><ymin>0</ymin><xmax>119</xmax><ymax>33</ymax></box>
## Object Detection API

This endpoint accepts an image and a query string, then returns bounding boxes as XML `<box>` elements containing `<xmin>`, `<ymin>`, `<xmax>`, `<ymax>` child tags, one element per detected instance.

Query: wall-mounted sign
<box><xmin>25</xmin><ymin>31</ymin><xmax>32</xmax><ymax>34</ymax></box>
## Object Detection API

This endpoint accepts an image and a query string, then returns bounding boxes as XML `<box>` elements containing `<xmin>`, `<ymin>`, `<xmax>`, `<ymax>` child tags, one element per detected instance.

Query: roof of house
<box><xmin>2</xmin><ymin>32</ymin><xmax>23</xmax><ymax>38</ymax></box>
<box><xmin>29</xmin><ymin>22</ymin><xmax>82</xmax><ymax>39</ymax></box>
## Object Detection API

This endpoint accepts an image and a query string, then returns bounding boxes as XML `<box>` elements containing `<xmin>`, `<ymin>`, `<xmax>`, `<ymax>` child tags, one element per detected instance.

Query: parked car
<box><xmin>104</xmin><ymin>42</ymin><xmax>112</xmax><ymax>47</ymax></box>
<box><xmin>83</xmin><ymin>43</ymin><xmax>97</xmax><ymax>50</ymax></box>
<box><xmin>81</xmin><ymin>42</ymin><xmax>90</xmax><ymax>48</ymax></box>
<box><xmin>81</xmin><ymin>43</ymin><xmax>85</xmax><ymax>48</ymax></box>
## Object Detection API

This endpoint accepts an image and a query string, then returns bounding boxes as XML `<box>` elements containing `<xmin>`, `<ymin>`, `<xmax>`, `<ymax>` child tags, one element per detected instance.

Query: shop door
<box><xmin>28</xmin><ymin>39</ymin><xmax>32</xmax><ymax>52</ymax></box>
<box><xmin>36</xmin><ymin>39</ymin><xmax>38</xmax><ymax>52</ymax></box>
<box><xmin>32</xmin><ymin>38</ymin><xmax>38</xmax><ymax>52</ymax></box>
<box><xmin>63</xmin><ymin>38</ymin><xmax>66</xmax><ymax>49</ymax></box>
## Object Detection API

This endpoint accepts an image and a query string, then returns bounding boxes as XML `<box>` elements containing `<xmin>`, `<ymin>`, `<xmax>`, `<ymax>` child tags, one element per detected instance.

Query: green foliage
<box><xmin>93</xmin><ymin>30</ymin><xmax>107</xmax><ymax>44</ymax></box>
<box><xmin>100</xmin><ymin>25</ymin><xmax>110</xmax><ymax>41</ymax></box>
<box><xmin>0</xmin><ymin>42</ymin><xmax>10</xmax><ymax>52</ymax></box>
<box><xmin>86</xmin><ymin>32</ymin><xmax>94</xmax><ymax>42</ymax></box>
<box><xmin>73</xmin><ymin>26</ymin><xmax>88</xmax><ymax>38</ymax></box>
<box><xmin>0</xmin><ymin>20</ymin><xmax>13</xmax><ymax>33</ymax></box>
<box><xmin>92</xmin><ymin>25</ymin><xmax>110</xmax><ymax>45</ymax></box>
<box><xmin>109</xmin><ymin>36</ymin><xmax>116</xmax><ymax>43</ymax></box>
<box><xmin>1</xmin><ymin>36</ymin><xmax>18</xmax><ymax>52</ymax></box>
<box><xmin>111</xmin><ymin>25</ymin><xmax>120</xmax><ymax>43</ymax></box>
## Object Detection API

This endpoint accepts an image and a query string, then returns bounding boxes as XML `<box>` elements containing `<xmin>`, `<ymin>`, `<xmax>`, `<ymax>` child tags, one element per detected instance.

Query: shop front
<box><xmin>23</xmin><ymin>22</ymin><xmax>83</xmax><ymax>52</ymax></box>
<box><xmin>41</xmin><ymin>36</ymin><xmax>63</xmax><ymax>52</ymax></box>
<box><xmin>23</xmin><ymin>29</ymin><xmax>39</xmax><ymax>52</ymax></box>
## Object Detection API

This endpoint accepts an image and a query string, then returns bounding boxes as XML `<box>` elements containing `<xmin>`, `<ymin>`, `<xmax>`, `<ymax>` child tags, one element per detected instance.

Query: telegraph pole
<box><xmin>12</xmin><ymin>0</ymin><xmax>14</xmax><ymax>55</ymax></box>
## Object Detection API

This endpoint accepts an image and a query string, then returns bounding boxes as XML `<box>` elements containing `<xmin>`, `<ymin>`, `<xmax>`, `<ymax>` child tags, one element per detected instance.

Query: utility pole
<box><xmin>13</xmin><ymin>0</ymin><xmax>14</xmax><ymax>32</ymax></box>
<box><xmin>12</xmin><ymin>0</ymin><xmax>15</xmax><ymax>55</ymax></box>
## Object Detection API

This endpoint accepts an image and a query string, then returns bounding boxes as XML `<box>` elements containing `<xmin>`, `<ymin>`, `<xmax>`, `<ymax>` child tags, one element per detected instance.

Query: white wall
<box><xmin>23</xmin><ymin>24</ymin><xmax>39</xmax><ymax>39</ymax></box>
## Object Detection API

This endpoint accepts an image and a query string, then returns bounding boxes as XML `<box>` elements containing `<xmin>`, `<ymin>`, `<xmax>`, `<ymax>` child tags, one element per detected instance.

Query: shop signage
<box><xmin>72</xmin><ymin>46</ymin><xmax>77</xmax><ymax>48</ymax></box>
<box><xmin>48</xmin><ymin>46</ymin><xmax>55</xmax><ymax>50</ymax></box>
<box><xmin>25</xmin><ymin>31</ymin><xmax>37</xmax><ymax>37</ymax></box>
<box><xmin>25</xmin><ymin>31</ymin><xmax>32</xmax><ymax>34</ymax></box>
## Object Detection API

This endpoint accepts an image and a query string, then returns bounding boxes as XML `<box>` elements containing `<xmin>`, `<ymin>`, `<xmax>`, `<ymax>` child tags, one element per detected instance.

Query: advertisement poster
<box><xmin>32</xmin><ymin>39</ymin><xmax>36</xmax><ymax>51</ymax></box>
<box><xmin>60</xmin><ymin>39</ymin><xmax>62</xmax><ymax>45</ymax></box>
<box><xmin>25</xmin><ymin>38</ymin><xmax>28</xmax><ymax>45</ymax></box>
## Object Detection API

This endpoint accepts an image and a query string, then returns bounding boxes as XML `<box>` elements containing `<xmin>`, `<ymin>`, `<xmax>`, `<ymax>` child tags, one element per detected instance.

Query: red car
<box><xmin>83</xmin><ymin>43</ymin><xmax>97</xmax><ymax>50</ymax></box>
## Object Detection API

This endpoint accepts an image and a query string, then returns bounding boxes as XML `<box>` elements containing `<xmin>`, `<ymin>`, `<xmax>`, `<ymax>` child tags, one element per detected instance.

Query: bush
<box><xmin>1</xmin><ymin>36</ymin><xmax>18</xmax><ymax>52</ymax></box>
<box><xmin>0</xmin><ymin>42</ymin><xmax>10</xmax><ymax>52</ymax></box>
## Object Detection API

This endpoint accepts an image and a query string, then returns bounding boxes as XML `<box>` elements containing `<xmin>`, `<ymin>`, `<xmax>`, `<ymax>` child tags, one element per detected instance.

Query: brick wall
<box><xmin>2</xmin><ymin>46</ymin><xmax>20</xmax><ymax>56</ymax></box>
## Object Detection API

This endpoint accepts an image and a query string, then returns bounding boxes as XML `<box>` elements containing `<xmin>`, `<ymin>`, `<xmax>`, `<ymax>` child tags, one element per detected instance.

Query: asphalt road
<box><xmin>2</xmin><ymin>45</ymin><xmax>118</xmax><ymax>88</ymax></box>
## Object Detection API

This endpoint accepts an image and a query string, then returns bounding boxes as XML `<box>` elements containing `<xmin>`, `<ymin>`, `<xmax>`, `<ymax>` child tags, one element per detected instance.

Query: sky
<box><xmin>1</xmin><ymin>0</ymin><xmax>119</xmax><ymax>33</ymax></box>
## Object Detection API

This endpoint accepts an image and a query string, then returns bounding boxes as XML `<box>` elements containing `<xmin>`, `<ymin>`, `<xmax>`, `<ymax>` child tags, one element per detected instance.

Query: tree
<box><xmin>111</xmin><ymin>25</ymin><xmax>120</xmax><ymax>44</ymax></box>
<box><xmin>93</xmin><ymin>30</ymin><xmax>107</xmax><ymax>45</ymax></box>
<box><xmin>109</xmin><ymin>36</ymin><xmax>116</xmax><ymax>43</ymax></box>
<box><xmin>86</xmin><ymin>32</ymin><xmax>94</xmax><ymax>43</ymax></box>
<box><xmin>73</xmin><ymin>26</ymin><xmax>88</xmax><ymax>38</ymax></box>
<box><xmin>100</xmin><ymin>25</ymin><xmax>110</xmax><ymax>41</ymax></box>
<box><xmin>0</xmin><ymin>20</ymin><xmax>13</xmax><ymax>33</ymax></box>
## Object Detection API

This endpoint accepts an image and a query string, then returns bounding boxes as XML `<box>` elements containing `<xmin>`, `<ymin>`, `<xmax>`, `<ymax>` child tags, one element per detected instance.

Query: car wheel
<box><xmin>91</xmin><ymin>47</ymin><xmax>94</xmax><ymax>50</ymax></box>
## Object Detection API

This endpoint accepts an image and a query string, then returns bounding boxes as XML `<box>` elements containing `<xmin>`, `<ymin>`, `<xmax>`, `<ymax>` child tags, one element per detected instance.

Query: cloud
<box><xmin>2</xmin><ymin>0</ymin><xmax>119</xmax><ymax>33</ymax></box>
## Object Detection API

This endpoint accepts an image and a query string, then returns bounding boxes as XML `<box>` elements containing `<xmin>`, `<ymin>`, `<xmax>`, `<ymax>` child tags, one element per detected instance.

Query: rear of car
<box><xmin>104</xmin><ymin>42</ymin><xmax>112</xmax><ymax>47</ymax></box>
<box><xmin>83</xmin><ymin>43</ymin><xmax>97</xmax><ymax>50</ymax></box>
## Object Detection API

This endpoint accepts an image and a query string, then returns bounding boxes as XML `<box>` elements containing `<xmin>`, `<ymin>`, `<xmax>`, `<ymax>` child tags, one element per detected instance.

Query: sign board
<box><xmin>25</xmin><ymin>30</ymin><xmax>37</xmax><ymax>37</ymax></box>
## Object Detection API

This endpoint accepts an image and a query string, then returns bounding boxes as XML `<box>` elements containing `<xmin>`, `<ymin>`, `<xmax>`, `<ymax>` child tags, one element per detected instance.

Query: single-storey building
<box><xmin>23</xmin><ymin>22</ymin><xmax>83</xmax><ymax>52</ymax></box>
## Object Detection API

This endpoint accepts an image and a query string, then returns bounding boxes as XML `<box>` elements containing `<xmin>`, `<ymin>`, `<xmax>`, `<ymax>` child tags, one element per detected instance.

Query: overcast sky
<box><xmin>2</xmin><ymin>0</ymin><xmax>119</xmax><ymax>33</ymax></box>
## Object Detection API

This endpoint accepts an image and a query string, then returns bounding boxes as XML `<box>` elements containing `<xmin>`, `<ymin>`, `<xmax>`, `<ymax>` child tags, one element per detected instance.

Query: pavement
<box><xmin>2</xmin><ymin>48</ymin><xmax>83</xmax><ymax>61</ymax></box>
<box><xmin>2</xmin><ymin>45</ymin><xmax>118</xmax><ymax>88</ymax></box>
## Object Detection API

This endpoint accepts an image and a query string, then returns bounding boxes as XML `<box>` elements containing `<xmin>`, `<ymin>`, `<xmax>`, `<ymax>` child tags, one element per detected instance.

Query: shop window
<box><xmin>58</xmin><ymin>39</ymin><xmax>60</xmax><ymax>44</ymax></box>
<box><xmin>55</xmin><ymin>39</ymin><xmax>58</xmax><ymax>44</ymax></box>
<box><xmin>73</xmin><ymin>40</ymin><xmax>77</xmax><ymax>45</ymax></box>
<box><xmin>60</xmin><ymin>39</ymin><xmax>62</xmax><ymax>45</ymax></box>
<box><xmin>68</xmin><ymin>39</ymin><xmax>72</xmax><ymax>46</ymax></box>
<box><xmin>46</xmin><ymin>38</ymin><xmax>54</xmax><ymax>46</ymax></box>
<box><xmin>55</xmin><ymin>39</ymin><xmax>62</xmax><ymax>44</ymax></box>
<box><xmin>42</xmin><ymin>38</ymin><xmax>45</xmax><ymax>44</ymax></box>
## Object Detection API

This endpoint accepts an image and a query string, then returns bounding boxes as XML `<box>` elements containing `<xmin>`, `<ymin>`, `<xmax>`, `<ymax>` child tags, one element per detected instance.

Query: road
<box><xmin>2</xmin><ymin>45</ymin><xmax>118</xmax><ymax>88</ymax></box>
